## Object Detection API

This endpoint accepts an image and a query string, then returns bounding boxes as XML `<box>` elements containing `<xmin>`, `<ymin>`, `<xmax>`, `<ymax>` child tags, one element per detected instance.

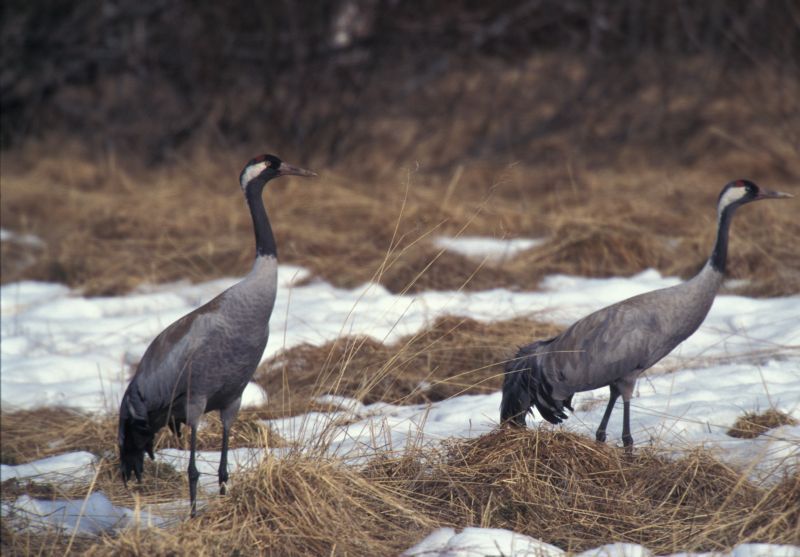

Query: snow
<box><xmin>1</xmin><ymin>451</ymin><xmax>98</xmax><ymax>486</ymax></box>
<box><xmin>3</xmin><ymin>267</ymin><xmax>797</xmax><ymax>415</ymax></box>
<box><xmin>0</xmin><ymin>228</ymin><xmax>45</xmax><ymax>248</ymax></box>
<box><xmin>1</xmin><ymin>492</ymin><xmax>165</xmax><ymax>535</ymax></box>
<box><xmin>1</xmin><ymin>236</ymin><xmax>798</xmax><ymax>553</ymax></box>
<box><xmin>433</xmin><ymin>235</ymin><xmax>545</xmax><ymax>262</ymax></box>
<box><xmin>261</xmin><ymin>357</ymin><xmax>800</xmax><ymax>483</ymax></box>
<box><xmin>0</xmin><ymin>266</ymin><xmax>310</xmax><ymax>411</ymax></box>
<box><xmin>241</xmin><ymin>381</ymin><xmax>269</xmax><ymax>407</ymax></box>
<box><xmin>403</xmin><ymin>529</ymin><xmax>800</xmax><ymax>557</ymax></box>
<box><xmin>403</xmin><ymin>527</ymin><xmax>564</xmax><ymax>556</ymax></box>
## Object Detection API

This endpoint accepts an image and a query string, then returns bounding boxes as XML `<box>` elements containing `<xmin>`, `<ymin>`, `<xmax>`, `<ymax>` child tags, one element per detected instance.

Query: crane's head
<box><xmin>239</xmin><ymin>154</ymin><xmax>316</xmax><ymax>191</ymax></box>
<box><xmin>717</xmin><ymin>180</ymin><xmax>793</xmax><ymax>217</ymax></box>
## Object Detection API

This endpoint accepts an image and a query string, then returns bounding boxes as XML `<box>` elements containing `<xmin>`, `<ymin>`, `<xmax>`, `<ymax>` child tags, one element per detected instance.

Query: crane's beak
<box><xmin>277</xmin><ymin>162</ymin><xmax>317</xmax><ymax>178</ymax></box>
<box><xmin>756</xmin><ymin>188</ymin><xmax>793</xmax><ymax>200</ymax></box>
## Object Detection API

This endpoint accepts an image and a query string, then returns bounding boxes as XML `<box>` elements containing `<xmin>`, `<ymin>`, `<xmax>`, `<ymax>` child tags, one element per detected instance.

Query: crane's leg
<box><xmin>595</xmin><ymin>384</ymin><xmax>620</xmax><ymax>443</ymax></box>
<box><xmin>622</xmin><ymin>399</ymin><xmax>633</xmax><ymax>451</ymax></box>
<box><xmin>617</xmin><ymin>378</ymin><xmax>636</xmax><ymax>451</ymax></box>
<box><xmin>168</xmin><ymin>415</ymin><xmax>183</xmax><ymax>439</ymax></box>
<box><xmin>185</xmin><ymin>398</ymin><xmax>205</xmax><ymax>518</ymax></box>
<box><xmin>188</xmin><ymin>423</ymin><xmax>200</xmax><ymax>518</ymax></box>
<box><xmin>218</xmin><ymin>397</ymin><xmax>242</xmax><ymax>496</ymax></box>
<box><xmin>218</xmin><ymin>426</ymin><xmax>229</xmax><ymax>496</ymax></box>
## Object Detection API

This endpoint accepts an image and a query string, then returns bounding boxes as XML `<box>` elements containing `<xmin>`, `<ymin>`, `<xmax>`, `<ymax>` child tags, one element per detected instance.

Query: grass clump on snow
<box><xmin>2</xmin><ymin>137</ymin><xmax>799</xmax><ymax>298</ymax></box>
<box><xmin>727</xmin><ymin>409</ymin><xmax>798</xmax><ymax>439</ymax></box>
<box><xmin>257</xmin><ymin>315</ymin><xmax>561</xmax><ymax>413</ymax></box>
<box><xmin>4</xmin><ymin>427</ymin><xmax>797</xmax><ymax>556</ymax></box>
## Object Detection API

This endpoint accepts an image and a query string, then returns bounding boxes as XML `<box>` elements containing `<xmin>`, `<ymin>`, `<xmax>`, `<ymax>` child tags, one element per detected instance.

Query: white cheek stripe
<box><xmin>240</xmin><ymin>162</ymin><xmax>267</xmax><ymax>189</ymax></box>
<box><xmin>718</xmin><ymin>187</ymin><xmax>747</xmax><ymax>213</ymax></box>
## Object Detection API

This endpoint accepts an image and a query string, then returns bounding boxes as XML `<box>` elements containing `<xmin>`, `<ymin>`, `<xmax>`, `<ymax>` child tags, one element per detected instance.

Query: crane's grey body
<box><xmin>122</xmin><ymin>256</ymin><xmax>277</xmax><ymax>432</ymax></box>
<box><xmin>118</xmin><ymin>154</ymin><xmax>314</xmax><ymax>516</ymax></box>
<box><xmin>501</xmin><ymin>180</ymin><xmax>791</xmax><ymax>447</ymax></box>
<box><xmin>544</xmin><ymin>263</ymin><xmax>720</xmax><ymax>397</ymax></box>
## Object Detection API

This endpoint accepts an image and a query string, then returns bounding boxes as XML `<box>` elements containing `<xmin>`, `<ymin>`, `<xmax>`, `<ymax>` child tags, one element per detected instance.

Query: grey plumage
<box><xmin>501</xmin><ymin>180</ymin><xmax>792</xmax><ymax>447</ymax></box>
<box><xmin>118</xmin><ymin>154</ymin><xmax>315</xmax><ymax>515</ymax></box>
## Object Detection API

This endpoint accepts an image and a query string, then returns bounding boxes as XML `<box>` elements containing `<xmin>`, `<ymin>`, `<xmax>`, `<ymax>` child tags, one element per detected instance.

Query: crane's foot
<box><xmin>595</xmin><ymin>430</ymin><xmax>607</xmax><ymax>443</ymax></box>
<box><xmin>622</xmin><ymin>434</ymin><xmax>634</xmax><ymax>455</ymax></box>
<box><xmin>188</xmin><ymin>465</ymin><xmax>200</xmax><ymax>518</ymax></box>
<box><xmin>622</xmin><ymin>434</ymin><xmax>633</xmax><ymax>446</ymax></box>
<box><xmin>219</xmin><ymin>469</ymin><xmax>229</xmax><ymax>495</ymax></box>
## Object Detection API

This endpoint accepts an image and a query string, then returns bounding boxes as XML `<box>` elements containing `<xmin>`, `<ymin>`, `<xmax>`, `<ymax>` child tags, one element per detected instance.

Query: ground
<box><xmin>1</xmin><ymin>47</ymin><xmax>799</xmax><ymax>556</ymax></box>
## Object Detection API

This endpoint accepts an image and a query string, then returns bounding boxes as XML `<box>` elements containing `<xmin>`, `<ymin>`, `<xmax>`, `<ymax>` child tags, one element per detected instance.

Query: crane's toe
<box><xmin>595</xmin><ymin>430</ymin><xmax>607</xmax><ymax>443</ymax></box>
<box><xmin>622</xmin><ymin>434</ymin><xmax>634</xmax><ymax>448</ymax></box>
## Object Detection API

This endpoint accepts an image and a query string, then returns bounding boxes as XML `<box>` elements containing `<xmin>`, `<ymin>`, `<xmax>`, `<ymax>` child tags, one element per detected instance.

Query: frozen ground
<box><xmin>3</xmin><ymin>265</ymin><xmax>797</xmax><ymax>416</ymax></box>
<box><xmin>432</xmin><ymin>235</ymin><xmax>545</xmax><ymax>262</ymax></box>
<box><xmin>402</xmin><ymin>528</ymin><xmax>800</xmax><ymax>557</ymax></box>
<box><xmin>1</xmin><ymin>236</ymin><xmax>798</xmax><ymax>555</ymax></box>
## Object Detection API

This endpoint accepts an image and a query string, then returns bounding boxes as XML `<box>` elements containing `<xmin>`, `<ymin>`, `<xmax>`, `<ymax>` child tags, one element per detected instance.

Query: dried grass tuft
<box><xmin>257</xmin><ymin>315</ymin><xmax>561</xmax><ymax>415</ymax></box>
<box><xmin>0</xmin><ymin>408</ymin><xmax>116</xmax><ymax>466</ymax></box>
<box><xmin>5</xmin><ymin>427</ymin><xmax>796</xmax><ymax>556</ymax></box>
<box><xmin>727</xmin><ymin>409</ymin><xmax>798</xmax><ymax>439</ymax></box>
<box><xmin>2</xmin><ymin>118</ymin><xmax>798</xmax><ymax>298</ymax></box>
<box><xmin>403</xmin><ymin>429</ymin><xmax>800</xmax><ymax>552</ymax></box>
<box><xmin>0</xmin><ymin>406</ymin><xmax>279</xmax><ymax>465</ymax></box>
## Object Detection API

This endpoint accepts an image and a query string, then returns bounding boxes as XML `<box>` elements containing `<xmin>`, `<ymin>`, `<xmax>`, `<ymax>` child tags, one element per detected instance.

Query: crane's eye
<box><xmin>746</xmin><ymin>183</ymin><xmax>755</xmax><ymax>195</ymax></box>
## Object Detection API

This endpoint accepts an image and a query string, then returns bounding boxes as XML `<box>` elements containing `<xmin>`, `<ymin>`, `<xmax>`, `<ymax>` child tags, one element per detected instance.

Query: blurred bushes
<box><xmin>2</xmin><ymin>1</ymin><xmax>798</xmax><ymax>166</ymax></box>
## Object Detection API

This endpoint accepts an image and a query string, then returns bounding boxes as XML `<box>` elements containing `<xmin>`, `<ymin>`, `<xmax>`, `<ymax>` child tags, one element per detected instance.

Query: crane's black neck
<box><xmin>709</xmin><ymin>205</ymin><xmax>735</xmax><ymax>273</ymax></box>
<box><xmin>245</xmin><ymin>183</ymin><xmax>277</xmax><ymax>258</ymax></box>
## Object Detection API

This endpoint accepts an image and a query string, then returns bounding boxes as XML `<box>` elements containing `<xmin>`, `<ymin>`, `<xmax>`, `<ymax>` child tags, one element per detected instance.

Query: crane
<box><xmin>501</xmin><ymin>180</ymin><xmax>792</xmax><ymax>448</ymax></box>
<box><xmin>118</xmin><ymin>154</ymin><xmax>315</xmax><ymax>515</ymax></box>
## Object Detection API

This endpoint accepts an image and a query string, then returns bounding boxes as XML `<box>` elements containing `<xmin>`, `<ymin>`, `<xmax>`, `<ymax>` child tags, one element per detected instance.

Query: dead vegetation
<box><xmin>0</xmin><ymin>406</ymin><xmax>287</xmax><ymax>469</ymax></box>
<box><xmin>0</xmin><ymin>408</ymin><xmax>116</xmax><ymax>467</ymax></box>
<box><xmin>2</xmin><ymin>4</ymin><xmax>800</xmax><ymax>555</ymax></box>
<box><xmin>727</xmin><ymin>409</ymin><xmax>799</xmax><ymax>439</ymax></box>
<box><xmin>2</xmin><ymin>4</ymin><xmax>798</xmax><ymax>298</ymax></box>
<box><xmin>2</xmin><ymin>137</ymin><xmax>798</xmax><ymax>298</ymax></box>
<box><xmin>257</xmin><ymin>315</ymin><xmax>561</xmax><ymax>414</ymax></box>
<box><xmin>3</xmin><ymin>428</ymin><xmax>798</xmax><ymax>556</ymax></box>
<box><xmin>1</xmin><ymin>317</ymin><xmax>797</xmax><ymax>555</ymax></box>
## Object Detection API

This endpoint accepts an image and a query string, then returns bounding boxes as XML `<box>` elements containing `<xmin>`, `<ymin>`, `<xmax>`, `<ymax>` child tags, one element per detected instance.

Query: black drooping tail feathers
<box><xmin>118</xmin><ymin>385</ymin><xmax>155</xmax><ymax>485</ymax></box>
<box><xmin>500</xmin><ymin>340</ymin><xmax>573</xmax><ymax>427</ymax></box>
<box><xmin>500</xmin><ymin>349</ymin><xmax>534</xmax><ymax>426</ymax></box>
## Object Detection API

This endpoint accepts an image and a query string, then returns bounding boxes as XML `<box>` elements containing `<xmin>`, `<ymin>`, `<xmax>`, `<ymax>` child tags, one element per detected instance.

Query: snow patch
<box><xmin>0</xmin><ymin>228</ymin><xmax>45</xmax><ymax>248</ymax></box>
<box><xmin>241</xmin><ymin>381</ymin><xmax>268</xmax><ymax>408</ymax></box>
<box><xmin>1</xmin><ymin>492</ymin><xmax>165</xmax><ymax>535</ymax></box>
<box><xmin>402</xmin><ymin>526</ymin><xmax>564</xmax><ymax>557</ymax></box>
<box><xmin>3</xmin><ymin>268</ymin><xmax>797</xmax><ymax>413</ymax></box>
<box><xmin>1</xmin><ymin>264</ymin><xmax>799</xmax><ymax>554</ymax></box>
<box><xmin>402</xmin><ymin>529</ymin><xmax>800</xmax><ymax>557</ymax></box>
<box><xmin>433</xmin><ymin>235</ymin><xmax>545</xmax><ymax>262</ymax></box>
<box><xmin>1</xmin><ymin>452</ymin><xmax>97</xmax><ymax>486</ymax></box>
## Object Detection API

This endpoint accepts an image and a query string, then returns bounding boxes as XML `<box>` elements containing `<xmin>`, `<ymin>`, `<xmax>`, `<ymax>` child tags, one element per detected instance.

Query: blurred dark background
<box><xmin>3</xmin><ymin>0</ymin><xmax>799</xmax><ymax>174</ymax></box>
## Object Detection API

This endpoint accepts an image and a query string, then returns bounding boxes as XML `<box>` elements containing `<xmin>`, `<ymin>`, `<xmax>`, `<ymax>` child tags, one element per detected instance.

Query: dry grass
<box><xmin>2</xmin><ymin>52</ymin><xmax>800</xmax><ymax>556</ymax></box>
<box><xmin>0</xmin><ymin>407</ymin><xmax>288</xmax><ymax>471</ymax></box>
<box><xmin>727</xmin><ymin>409</ymin><xmax>799</xmax><ymax>439</ymax></box>
<box><xmin>2</xmin><ymin>56</ymin><xmax>799</xmax><ymax>299</ymax></box>
<box><xmin>3</xmin><ymin>146</ymin><xmax>798</xmax><ymax>298</ymax></box>
<box><xmin>0</xmin><ymin>408</ymin><xmax>114</xmax><ymax>466</ymax></box>
<box><xmin>257</xmin><ymin>315</ymin><xmax>561</xmax><ymax>416</ymax></box>
<box><xmin>3</xmin><ymin>428</ymin><xmax>798</xmax><ymax>556</ymax></box>
<box><xmin>2</xmin><ymin>314</ymin><xmax>798</xmax><ymax>554</ymax></box>
<box><xmin>0</xmin><ymin>526</ymin><xmax>100</xmax><ymax>557</ymax></box>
